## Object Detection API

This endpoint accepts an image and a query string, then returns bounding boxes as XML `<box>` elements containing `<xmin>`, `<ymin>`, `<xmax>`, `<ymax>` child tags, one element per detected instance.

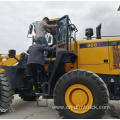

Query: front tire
<box><xmin>54</xmin><ymin>70</ymin><xmax>109</xmax><ymax>119</ymax></box>
<box><xmin>0</xmin><ymin>72</ymin><xmax>14</xmax><ymax>111</ymax></box>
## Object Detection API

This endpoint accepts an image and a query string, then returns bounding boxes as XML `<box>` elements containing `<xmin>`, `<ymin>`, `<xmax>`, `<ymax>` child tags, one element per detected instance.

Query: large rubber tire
<box><xmin>19</xmin><ymin>94</ymin><xmax>38</xmax><ymax>101</ymax></box>
<box><xmin>54</xmin><ymin>70</ymin><xmax>109</xmax><ymax>119</ymax></box>
<box><xmin>0</xmin><ymin>72</ymin><xmax>14</xmax><ymax>110</ymax></box>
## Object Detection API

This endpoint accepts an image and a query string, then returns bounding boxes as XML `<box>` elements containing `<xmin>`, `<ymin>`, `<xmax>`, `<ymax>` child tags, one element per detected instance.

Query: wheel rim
<box><xmin>65</xmin><ymin>84</ymin><xmax>93</xmax><ymax>114</ymax></box>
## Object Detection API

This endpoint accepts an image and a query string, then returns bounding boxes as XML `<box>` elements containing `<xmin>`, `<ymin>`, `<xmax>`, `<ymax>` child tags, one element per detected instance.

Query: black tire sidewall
<box><xmin>54</xmin><ymin>70</ymin><xmax>109</xmax><ymax>119</ymax></box>
<box><xmin>0</xmin><ymin>73</ymin><xmax>14</xmax><ymax>109</ymax></box>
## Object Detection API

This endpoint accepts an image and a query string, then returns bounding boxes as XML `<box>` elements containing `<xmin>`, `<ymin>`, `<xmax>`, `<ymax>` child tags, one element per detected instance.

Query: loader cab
<box><xmin>27</xmin><ymin>16</ymin><xmax>78</xmax><ymax>48</ymax></box>
<box><xmin>46</xmin><ymin>16</ymin><xmax>78</xmax><ymax>48</ymax></box>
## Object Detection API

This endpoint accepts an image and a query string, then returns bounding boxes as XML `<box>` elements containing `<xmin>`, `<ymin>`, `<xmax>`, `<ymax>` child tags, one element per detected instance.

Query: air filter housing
<box><xmin>85</xmin><ymin>28</ymin><xmax>93</xmax><ymax>40</ymax></box>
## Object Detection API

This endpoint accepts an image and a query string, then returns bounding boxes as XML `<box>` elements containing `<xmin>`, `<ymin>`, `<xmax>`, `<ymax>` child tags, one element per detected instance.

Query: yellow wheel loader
<box><xmin>0</xmin><ymin>15</ymin><xmax>120</xmax><ymax>118</ymax></box>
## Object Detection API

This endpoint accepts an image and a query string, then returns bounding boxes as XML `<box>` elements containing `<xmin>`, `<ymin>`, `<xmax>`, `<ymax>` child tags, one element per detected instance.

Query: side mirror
<box><xmin>58</xmin><ymin>22</ymin><xmax>63</xmax><ymax>28</ymax></box>
<box><xmin>8</xmin><ymin>49</ymin><xmax>16</xmax><ymax>58</ymax></box>
<box><xmin>28</xmin><ymin>24</ymin><xmax>33</xmax><ymax>35</ymax></box>
<box><xmin>118</xmin><ymin>5</ymin><xmax>120</xmax><ymax>11</ymax></box>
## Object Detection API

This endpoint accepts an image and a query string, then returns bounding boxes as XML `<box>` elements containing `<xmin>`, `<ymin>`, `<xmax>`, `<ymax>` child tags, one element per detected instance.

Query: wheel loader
<box><xmin>0</xmin><ymin>15</ymin><xmax>120</xmax><ymax>118</ymax></box>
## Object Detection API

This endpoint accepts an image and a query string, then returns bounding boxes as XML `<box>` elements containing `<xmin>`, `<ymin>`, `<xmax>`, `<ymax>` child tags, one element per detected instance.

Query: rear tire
<box><xmin>0</xmin><ymin>72</ymin><xmax>14</xmax><ymax>111</ymax></box>
<box><xmin>54</xmin><ymin>70</ymin><xmax>109</xmax><ymax>119</ymax></box>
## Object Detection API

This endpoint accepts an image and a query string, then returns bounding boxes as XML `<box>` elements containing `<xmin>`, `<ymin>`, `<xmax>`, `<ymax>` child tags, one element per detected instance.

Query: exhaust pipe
<box><xmin>96</xmin><ymin>24</ymin><xmax>101</xmax><ymax>39</ymax></box>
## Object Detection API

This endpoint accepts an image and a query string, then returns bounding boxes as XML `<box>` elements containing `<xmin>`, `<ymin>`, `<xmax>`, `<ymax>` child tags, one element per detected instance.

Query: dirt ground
<box><xmin>0</xmin><ymin>95</ymin><xmax>119</xmax><ymax>119</ymax></box>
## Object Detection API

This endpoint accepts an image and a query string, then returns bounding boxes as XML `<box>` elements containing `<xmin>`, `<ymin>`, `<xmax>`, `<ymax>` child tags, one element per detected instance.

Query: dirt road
<box><xmin>0</xmin><ymin>95</ymin><xmax>119</xmax><ymax>119</ymax></box>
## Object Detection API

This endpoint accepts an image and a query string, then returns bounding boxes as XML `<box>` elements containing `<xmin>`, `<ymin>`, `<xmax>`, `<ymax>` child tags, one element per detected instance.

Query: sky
<box><xmin>0</xmin><ymin>1</ymin><xmax>120</xmax><ymax>54</ymax></box>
